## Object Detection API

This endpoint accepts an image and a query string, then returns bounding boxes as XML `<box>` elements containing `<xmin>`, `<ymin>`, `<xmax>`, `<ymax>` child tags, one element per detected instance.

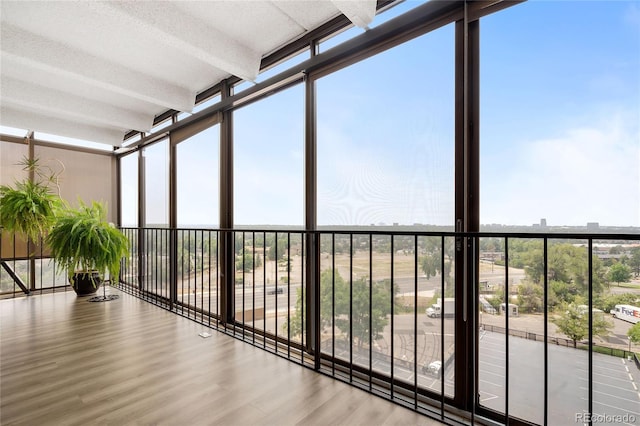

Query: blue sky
<box><xmin>316</xmin><ymin>23</ymin><xmax>454</xmax><ymax>227</ymax></box>
<box><xmin>480</xmin><ymin>0</ymin><xmax>639</xmax><ymax>227</ymax></box>
<box><xmin>229</xmin><ymin>0</ymin><xmax>639</xmax><ymax>228</ymax></box>
<box><xmin>5</xmin><ymin>1</ymin><xmax>639</xmax><ymax>229</ymax></box>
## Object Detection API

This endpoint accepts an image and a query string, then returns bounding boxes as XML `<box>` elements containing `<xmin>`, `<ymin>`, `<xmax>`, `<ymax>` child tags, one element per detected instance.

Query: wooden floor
<box><xmin>1</xmin><ymin>289</ymin><xmax>444</xmax><ymax>426</ymax></box>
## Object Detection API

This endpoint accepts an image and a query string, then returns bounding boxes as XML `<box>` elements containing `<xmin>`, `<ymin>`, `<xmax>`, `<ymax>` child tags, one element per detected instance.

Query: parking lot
<box><xmin>479</xmin><ymin>330</ymin><xmax>640</xmax><ymax>425</ymax></box>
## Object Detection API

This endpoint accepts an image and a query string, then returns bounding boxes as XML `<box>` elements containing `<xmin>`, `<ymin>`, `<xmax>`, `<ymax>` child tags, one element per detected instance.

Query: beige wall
<box><xmin>1</xmin><ymin>141</ymin><xmax>116</xmax><ymax>259</ymax></box>
<box><xmin>0</xmin><ymin>140</ymin><xmax>28</xmax><ymax>186</ymax></box>
<box><xmin>1</xmin><ymin>141</ymin><xmax>29</xmax><ymax>259</ymax></box>
<box><xmin>35</xmin><ymin>145</ymin><xmax>117</xmax><ymax>222</ymax></box>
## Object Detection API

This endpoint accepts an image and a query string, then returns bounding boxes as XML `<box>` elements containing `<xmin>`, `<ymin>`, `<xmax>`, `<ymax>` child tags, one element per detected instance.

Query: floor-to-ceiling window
<box><xmin>141</xmin><ymin>139</ymin><xmax>169</xmax><ymax>298</ymax></box>
<box><xmin>176</xmin><ymin>126</ymin><xmax>219</xmax><ymax>228</ymax></box>
<box><xmin>315</xmin><ymin>21</ymin><xmax>456</xmax><ymax>398</ymax></box>
<box><xmin>479</xmin><ymin>1</ymin><xmax>640</xmax><ymax>424</ymax></box>
<box><xmin>233</xmin><ymin>85</ymin><xmax>305</xmax><ymax>341</ymax></box>
<box><xmin>174</xmin><ymin>124</ymin><xmax>221</xmax><ymax>317</ymax></box>
<box><xmin>234</xmin><ymin>86</ymin><xmax>304</xmax><ymax>227</ymax></box>
<box><xmin>143</xmin><ymin>140</ymin><xmax>169</xmax><ymax>227</ymax></box>
<box><xmin>120</xmin><ymin>152</ymin><xmax>138</xmax><ymax>227</ymax></box>
<box><xmin>118</xmin><ymin>151</ymin><xmax>139</xmax><ymax>291</ymax></box>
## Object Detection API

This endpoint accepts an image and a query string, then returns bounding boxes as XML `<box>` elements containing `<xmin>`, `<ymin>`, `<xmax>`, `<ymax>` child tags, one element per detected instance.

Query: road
<box><xmin>175</xmin><ymin>282</ymin><xmax>300</xmax><ymax>312</ymax></box>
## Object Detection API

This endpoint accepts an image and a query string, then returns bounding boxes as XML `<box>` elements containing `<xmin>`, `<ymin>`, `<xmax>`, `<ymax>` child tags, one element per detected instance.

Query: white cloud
<box><xmin>482</xmin><ymin>110</ymin><xmax>640</xmax><ymax>227</ymax></box>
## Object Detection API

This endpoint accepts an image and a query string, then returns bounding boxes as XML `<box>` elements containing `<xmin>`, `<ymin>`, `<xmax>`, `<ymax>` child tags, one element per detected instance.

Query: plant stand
<box><xmin>87</xmin><ymin>280</ymin><xmax>119</xmax><ymax>302</ymax></box>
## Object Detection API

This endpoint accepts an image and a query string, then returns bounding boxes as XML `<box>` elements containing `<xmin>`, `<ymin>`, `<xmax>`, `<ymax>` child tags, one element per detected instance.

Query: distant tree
<box><xmin>628</xmin><ymin>322</ymin><xmax>640</xmax><ymax>347</ymax></box>
<box><xmin>234</xmin><ymin>233</ymin><xmax>245</xmax><ymax>255</ymax></box>
<box><xmin>505</xmin><ymin>239</ymin><xmax>542</xmax><ymax>269</ymax></box>
<box><xmin>544</xmin><ymin>280</ymin><xmax>565</xmax><ymax>310</ymax></box>
<box><xmin>285</xmin><ymin>287</ymin><xmax>305</xmax><ymax>338</ymax></box>
<box><xmin>283</xmin><ymin>270</ymin><xmax>396</xmax><ymax>348</ymax></box>
<box><xmin>177</xmin><ymin>247</ymin><xmax>195</xmax><ymax>274</ymax></box>
<box><xmin>333</xmin><ymin>235</ymin><xmax>352</xmax><ymax>255</ymax></box>
<box><xmin>419</xmin><ymin>237</ymin><xmax>454</xmax><ymax>286</ymax></box>
<box><xmin>549</xmin><ymin>279</ymin><xmax>580</xmax><ymax>307</ymax></box>
<box><xmin>595</xmin><ymin>292</ymin><xmax>640</xmax><ymax>313</ymax></box>
<box><xmin>619</xmin><ymin>254</ymin><xmax>630</xmax><ymax>266</ymax></box>
<box><xmin>516</xmin><ymin>282</ymin><xmax>543</xmax><ymax>313</ymax></box>
<box><xmin>523</xmin><ymin>246</ymin><xmax>544</xmax><ymax>284</ymax></box>
<box><xmin>235</xmin><ymin>252</ymin><xmax>261</xmax><ymax>272</ymax></box>
<box><xmin>486</xmin><ymin>286</ymin><xmax>504</xmax><ymax>312</ymax></box>
<box><xmin>420</xmin><ymin>253</ymin><xmax>439</xmax><ymax>279</ymax></box>
<box><xmin>203</xmin><ymin>237</ymin><xmax>218</xmax><ymax>257</ymax></box>
<box><xmin>347</xmin><ymin>278</ymin><xmax>397</xmax><ymax>348</ymax></box>
<box><xmin>552</xmin><ymin>303</ymin><xmax>613</xmax><ymax>348</ymax></box>
<box><xmin>266</xmin><ymin>235</ymin><xmax>288</xmax><ymax>261</ymax></box>
<box><xmin>609</xmin><ymin>245</ymin><xmax>624</xmax><ymax>255</ymax></box>
<box><xmin>480</xmin><ymin>237</ymin><xmax>504</xmax><ymax>253</ymax></box>
<box><xmin>607</xmin><ymin>263</ymin><xmax>632</xmax><ymax>287</ymax></box>
<box><xmin>628</xmin><ymin>247</ymin><xmax>640</xmax><ymax>277</ymax></box>
<box><xmin>524</xmin><ymin>244</ymin><xmax>605</xmax><ymax>303</ymax></box>
<box><xmin>253</xmin><ymin>233</ymin><xmax>265</xmax><ymax>248</ymax></box>
<box><xmin>278</xmin><ymin>257</ymin><xmax>292</xmax><ymax>272</ymax></box>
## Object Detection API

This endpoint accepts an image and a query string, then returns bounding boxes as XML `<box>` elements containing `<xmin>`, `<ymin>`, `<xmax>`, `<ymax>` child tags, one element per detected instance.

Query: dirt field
<box><xmin>186</xmin><ymin>248</ymin><xmax>640</xmax><ymax>354</ymax></box>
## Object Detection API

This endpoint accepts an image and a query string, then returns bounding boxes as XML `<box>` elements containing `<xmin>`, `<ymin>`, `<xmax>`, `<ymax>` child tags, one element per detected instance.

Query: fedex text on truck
<box><xmin>611</xmin><ymin>304</ymin><xmax>640</xmax><ymax>324</ymax></box>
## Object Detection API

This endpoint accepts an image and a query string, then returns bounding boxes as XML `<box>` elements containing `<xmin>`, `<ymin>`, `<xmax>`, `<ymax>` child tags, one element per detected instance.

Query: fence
<box><xmin>481</xmin><ymin>323</ymin><xmax>639</xmax><ymax>361</ymax></box>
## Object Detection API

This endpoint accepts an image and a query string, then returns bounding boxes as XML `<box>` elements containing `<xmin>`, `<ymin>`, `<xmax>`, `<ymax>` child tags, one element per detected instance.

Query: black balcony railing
<box><xmin>3</xmin><ymin>227</ymin><xmax>639</xmax><ymax>426</ymax></box>
<box><xmin>0</xmin><ymin>232</ymin><xmax>70</xmax><ymax>297</ymax></box>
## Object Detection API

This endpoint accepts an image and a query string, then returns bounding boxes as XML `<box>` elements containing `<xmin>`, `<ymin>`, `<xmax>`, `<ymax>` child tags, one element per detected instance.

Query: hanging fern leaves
<box><xmin>0</xmin><ymin>155</ymin><xmax>64</xmax><ymax>241</ymax></box>
<box><xmin>46</xmin><ymin>201</ymin><xmax>129</xmax><ymax>284</ymax></box>
<box><xmin>0</xmin><ymin>180</ymin><xmax>60</xmax><ymax>241</ymax></box>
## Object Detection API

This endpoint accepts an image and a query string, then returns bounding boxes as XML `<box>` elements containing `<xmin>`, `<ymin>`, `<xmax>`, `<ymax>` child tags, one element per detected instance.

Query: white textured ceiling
<box><xmin>0</xmin><ymin>0</ymin><xmax>377</xmax><ymax>147</ymax></box>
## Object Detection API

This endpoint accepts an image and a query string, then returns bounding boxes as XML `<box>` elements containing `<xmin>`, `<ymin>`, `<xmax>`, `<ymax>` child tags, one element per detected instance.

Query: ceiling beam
<box><xmin>1</xmin><ymin>76</ymin><xmax>153</xmax><ymax>132</ymax></box>
<box><xmin>93</xmin><ymin>1</ymin><xmax>262</xmax><ymax>82</ymax></box>
<box><xmin>1</xmin><ymin>24</ymin><xmax>196</xmax><ymax>113</ymax></box>
<box><xmin>332</xmin><ymin>0</ymin><xmax>377</xmax><ymax>28</ymax></box>
<box><xmin>1</xmin><ymin>106</ymin><xmax>124</xmax><ymax>147</ymax></box>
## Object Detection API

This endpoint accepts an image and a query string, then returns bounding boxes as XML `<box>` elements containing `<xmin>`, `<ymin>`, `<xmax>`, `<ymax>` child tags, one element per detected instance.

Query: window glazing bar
<box><xmin>219</xmin><ymin>79</ymin><xmax>234</xmax><ymax>325</ymax></box>
<box><xmin>588</xmin><ymin>239</ymin><xmax>593</xmax><ymax>424</ymax></box>
<box><xmin>543</xmin><ymin>238</ymin><xmax>549</xmax><ymax>426</ymax></box>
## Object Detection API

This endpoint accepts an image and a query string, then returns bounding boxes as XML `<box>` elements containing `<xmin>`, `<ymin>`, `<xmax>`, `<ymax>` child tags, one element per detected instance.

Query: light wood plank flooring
<box><xmin>1</xmin><ymin>289</ymin><xmax>444</xmax><ymax>426</ymax></box>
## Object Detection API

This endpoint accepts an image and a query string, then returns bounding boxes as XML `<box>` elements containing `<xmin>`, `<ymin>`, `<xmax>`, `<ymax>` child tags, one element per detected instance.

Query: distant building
<box><xmin>540</xmin><ymin>218</ymin><xmax>547</xmax><ymax>227</ymax></box>
<box><xmin>587</xmin><ymin>222</ymin><xmax>600</xmax><ymax>231</ymax></box>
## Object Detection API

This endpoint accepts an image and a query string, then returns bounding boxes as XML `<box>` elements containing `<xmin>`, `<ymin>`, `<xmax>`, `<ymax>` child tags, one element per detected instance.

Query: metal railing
<box><xmin>0</xmin><ymin>232</ymin><xmax>70</xmax><ymax>297</ymax></box>
<box><xmin>114</xmin><ymin>228</ymin><xmax>640</xmax><ymax>426</ymax></box>
<box><xmin>3</xmin><ymin>227</ymin><xmax>639</xmax><ymax>426</ymax></box>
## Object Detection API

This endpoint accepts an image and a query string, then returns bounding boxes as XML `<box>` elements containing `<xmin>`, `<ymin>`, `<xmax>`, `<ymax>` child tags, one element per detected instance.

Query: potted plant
<box><xmin>0</xmin><ymin>157</ymin><xmax>63</xmax><ymax>294</ymax></box>
<box><xmin>0</xmin><ymin>156</ymin><xmax>62</xmax><ymax>242</ymax></box>
<box><xmin>46</xmin><ymin>200</ymin><xmax>129</xmax><ymax>297</ymax></box>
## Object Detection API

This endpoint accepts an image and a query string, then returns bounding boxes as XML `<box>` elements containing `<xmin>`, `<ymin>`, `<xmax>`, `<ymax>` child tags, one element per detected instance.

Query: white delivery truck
<box><xmin>426</xmin><ymin>298</ymin><xmax>455</xmax><ymax>318</ymax></box>
<box><xmin>610</xmin><ymin>304</ymin><xmax>640</xmax><ymax>324</ymax></box>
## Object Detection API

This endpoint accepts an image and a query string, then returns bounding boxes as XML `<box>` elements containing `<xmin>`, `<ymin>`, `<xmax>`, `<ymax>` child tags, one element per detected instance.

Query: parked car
<box><xmin>266</xmin><ymin>287</ymin><xmax>284</xmax><ymax>295</ymax></box>
<box><xmin>422</xmin><ymin>360</ymin><xmax>442</xmax><ymax>376</ymax></box>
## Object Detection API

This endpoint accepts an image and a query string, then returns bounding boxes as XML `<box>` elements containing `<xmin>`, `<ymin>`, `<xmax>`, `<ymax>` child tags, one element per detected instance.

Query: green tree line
<box><xmin>284</xmin><ymin>269</ymin><xmax>398</xmax><ymax>348</ymax></box>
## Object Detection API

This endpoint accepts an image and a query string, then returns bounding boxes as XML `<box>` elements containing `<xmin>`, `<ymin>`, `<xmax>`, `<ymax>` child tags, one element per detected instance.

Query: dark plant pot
<box><xmin>71</xmin><ymin>271</ymin><xmax>102</xmax><ymax>296</ymax></box>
